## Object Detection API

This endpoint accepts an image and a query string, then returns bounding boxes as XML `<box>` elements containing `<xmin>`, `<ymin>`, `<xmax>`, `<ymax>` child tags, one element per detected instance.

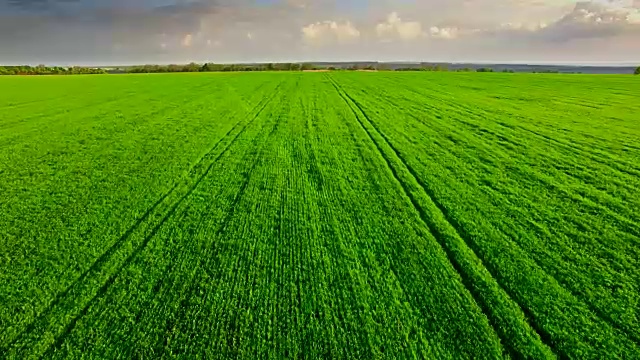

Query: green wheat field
<box><xmin>1</xmin><ymin>72</ymin><xmax>639</xmax><ymax>359</ymax></box>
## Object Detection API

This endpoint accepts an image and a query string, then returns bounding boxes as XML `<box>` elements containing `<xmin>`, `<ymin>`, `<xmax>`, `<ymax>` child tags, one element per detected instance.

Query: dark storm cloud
<box><xmin>0</xmin><ymin>1</ymin><xmax>231</xmax><ymax>63</ymax></box>
<box><xmin>5</xmin><ymin>0</ymin><xmax>80</xmax><ymax>9</ymax></box>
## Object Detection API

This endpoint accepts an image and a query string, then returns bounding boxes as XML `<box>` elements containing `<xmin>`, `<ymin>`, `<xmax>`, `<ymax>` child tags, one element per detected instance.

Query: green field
<box><xmin>1</xmin><ymin>72</ymin><xmax>639</xmax><ymax>359</ymax></box>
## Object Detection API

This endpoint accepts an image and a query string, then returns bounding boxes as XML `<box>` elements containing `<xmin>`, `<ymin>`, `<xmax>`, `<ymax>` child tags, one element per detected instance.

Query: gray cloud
<box><xmin>534</xmin><ymin>1</ymin><xmax>640</xmax><ymax>41</ymax></box>
<box><xmin>0</xmin><ymin>0</ymin><xmax>638</xmax><ymax>65</ymax></box>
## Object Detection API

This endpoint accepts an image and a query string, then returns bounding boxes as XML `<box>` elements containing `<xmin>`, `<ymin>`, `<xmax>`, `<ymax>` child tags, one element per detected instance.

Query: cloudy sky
<box><xmin>1</xmin><ymin>0</ymin><xmax>639</xmax><ymax>65</ymax></box>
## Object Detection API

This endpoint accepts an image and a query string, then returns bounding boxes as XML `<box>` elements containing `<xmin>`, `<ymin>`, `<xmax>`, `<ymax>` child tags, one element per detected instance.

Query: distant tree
<box><xmin>184</xmin><ymin>62</ymin><xmax>200</xmax><ymax>72</ymax></box>
<box><xmin>635</xmin><ymin>66</ymin><xmax>640</xmax><ymax>75</ymax></box>
<box><xmin>0</xmin><ymin>65</ymin><xmax>105</xmax><ymax>75</ymax></box>
<box><xmin>166</xmin><ymin>64</ymin><xmax>182</xmax><ymax>72</ymax></box>
<box><xmin>271</xmin><ymin>63</ymin><xmax>290</xmax><ymax>71</ymax></box>
<box><xmin>476</xmin><ymin>67</ymin><xmax>494</xmax><ymax>72</ymax></box>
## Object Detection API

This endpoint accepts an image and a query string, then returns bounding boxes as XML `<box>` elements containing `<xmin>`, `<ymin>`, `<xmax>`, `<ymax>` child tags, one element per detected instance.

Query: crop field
<box><xmin>0</xmin><ymin>72</ymin><xmax>639</xmax><ymax>359</ymax></box>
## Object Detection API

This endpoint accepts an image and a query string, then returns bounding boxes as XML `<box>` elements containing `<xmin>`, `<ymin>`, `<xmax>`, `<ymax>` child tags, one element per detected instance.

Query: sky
<box><xmin>0</xmin><ymin>0</ymin><xmax>639</xmax><ymax>65</ymax></box>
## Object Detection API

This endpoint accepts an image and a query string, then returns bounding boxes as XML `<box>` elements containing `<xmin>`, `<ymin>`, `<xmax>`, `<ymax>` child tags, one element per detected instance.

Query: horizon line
<box><xmin>2</xmin><ymin>60</ymin><xmax>637</xmax><ymax>68</ymax></box>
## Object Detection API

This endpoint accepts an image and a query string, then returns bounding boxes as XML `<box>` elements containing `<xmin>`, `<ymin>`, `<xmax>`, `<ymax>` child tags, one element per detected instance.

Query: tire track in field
<box><xmin>112</xmin><ymin>81</ymin><xmax>287</xmax><ymax>357</ymax></box>
<box><xmin>366</xmin><ymin>78</ymin><xmax>640</xmax><ymax>346</ymax></box>
<box><xmin>2</xmin><ymin>80</ymin><xmax>285</xmax><ymax>358</ymax></box>
<box><xmin>326</xmin><ymin>74</ymin><xmax>556</xmax><ymax>359</ymax></box>
<box><xmin>375</xmin><ymin>78</ymin><xmax>640</xmax><ymax>255</ymax></box>
<box><xmin>46</xmin><ymin>92</ymin><xmax>282</xmax><ymax>357</ymax></box>
<box><xmin>300</xmin><ymin>85</ymin><xmax>369</xmax><ymax>358</ymax></box>
<box><xmin>36</xmin><ymin>85</ymin><xmax>282</xmax><ymax>357</ymax></box>
<box><xmin>355</xmin><ymin>80</ymin><xmax>640</xmax><ymax>239</ymax></box>
<box><xmin>330</xmin><ymin>88</ymin><xmax>429</xmax><ymax>347</ymax></box>
<box><xmin>201</xmin><ymin>100</ymin><xmax>289</xmax><ymax>356</ymax></box>
<box><xmin>389</xmin><ymin>78</ymin><xmax>640</xmax><ymax>181</ymax></box>
<box><xmin>367</xmin><ymin>77</ymin><xmax>640</xmax><ymax>259</ymax></box>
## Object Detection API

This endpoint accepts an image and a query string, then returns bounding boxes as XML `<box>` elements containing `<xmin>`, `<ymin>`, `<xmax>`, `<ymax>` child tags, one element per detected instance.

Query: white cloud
<box><xmin>181</xmin><ymin>33</ymin><xmax>193</xmax><ymax>47</ymax></box>
<box><xmin>530</xmin><ymin>1</ymin><xmax>640</xmax><ymax>41</ymax></box>
<box><xmin>416</xmin><ymin>1</ymin><xmax>640</xmax><ymax>43</ymax></box>
<box><xmin>376</xmin><ymin>12</ymin><xmax>424</xmax><ymax>41</ymax></box>
<box><xmin>302</xmin><ymin>20</ymin><xmax>361</xmax><ymax>45</ymax></box>
<box><xmin>429</xmin><ymin>26</ymin><xmax>460</xmax><ymax>39</ymax></box>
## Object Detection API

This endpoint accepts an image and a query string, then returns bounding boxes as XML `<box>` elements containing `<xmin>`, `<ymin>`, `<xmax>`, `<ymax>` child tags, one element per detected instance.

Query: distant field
<box><xmin>0</xmin><ymin>72</ymin><xmax>639</xmax><ymax>359</ymax></box>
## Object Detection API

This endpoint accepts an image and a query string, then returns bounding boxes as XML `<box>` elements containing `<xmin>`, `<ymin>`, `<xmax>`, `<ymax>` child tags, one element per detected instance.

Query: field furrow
<box><xmin>333</xmin><ymin>72</ymin><xmax>640</xmax><ymax>358</ymax></box>
<box><xmin>328</xmin><ymin>73</ymin><xmax>556</xmax><ymax>359</ymax></box>
<box><xmin>2</xmin><ymin>79</ymin><xmax>287</xmax><ymax>358</ymax></box>
<box><xmin>1</xmin><ymin>72</ymin><xmax>638</xmax><ymax>359</ymax></box>
<box><xmin>41</xmin><ymin>78</ymin><xmax>289</xmax><ymax>359</ymax></box>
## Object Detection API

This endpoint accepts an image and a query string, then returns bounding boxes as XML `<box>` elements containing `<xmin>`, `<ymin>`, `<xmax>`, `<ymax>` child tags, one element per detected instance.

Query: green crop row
<box><xmin>334</xmin><ymin>72</ymin><xmax>640</xmax><ymax>358</ymax></box>
<box><xmin>1</xmin><ymin>72</ymin><xmax>638</xmax><ymax>359</ymax></box>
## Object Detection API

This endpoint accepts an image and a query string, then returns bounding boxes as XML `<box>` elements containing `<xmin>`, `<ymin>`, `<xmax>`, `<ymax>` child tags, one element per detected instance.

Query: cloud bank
<box><xmin>0</xmin><ymin>0</ymin><xmax>638</xmax><ymax>64</ymax></box>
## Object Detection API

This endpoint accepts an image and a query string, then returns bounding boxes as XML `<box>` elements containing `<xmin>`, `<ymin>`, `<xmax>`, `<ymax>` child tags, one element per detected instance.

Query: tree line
<box><xmin>2</xmin><ymin>63</ymin><xmax>639</xmax><ymax>75</ymax></box>
<box><xmin>123</xmin><ymin>63</ymin><xmax>540</xmax><ymax>74</ymax></box>
<box><xmin>125</xmin><ymin>63</ymin><xmax>508</xmax><ymax>73</ymax></box>
<box><xmin>0</xmin><ymin>65</ymin><xmax>107</xmax><ymax>75</ymax></box>
<box><xmin>126</xmin><ymin>62</ymin><xmax>322</xmax><ymax>73</ymax></box>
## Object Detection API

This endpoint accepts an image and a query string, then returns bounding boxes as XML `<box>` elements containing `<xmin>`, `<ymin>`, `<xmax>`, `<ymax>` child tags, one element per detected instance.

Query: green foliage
<box><xmin>395</xmin><ymin>65</ymin><xmax>449</xmax><ymax>72</ymax></box>
<box><xmin>634</xmin><ymin>66</ymin><xmax>640</xmax><ymax>75</ymax></box>
<box><xmin>476</xmin><ymin>67</ymin><xmax>494</xmax><ymax>72</ymax></box>
<box><xmin>0</xmin><ymin>72</ymin><xmax>639</xmax><ymax>358</ymax></box>
<box><xmin>0</xmin><ymin>65</ymin><xmax>106</xmax><ymax>75</ymax></box>
<box><xmin>126</xmin><ymin>62</ymin><xmax>312</xmax><ymax>73</ymax></box>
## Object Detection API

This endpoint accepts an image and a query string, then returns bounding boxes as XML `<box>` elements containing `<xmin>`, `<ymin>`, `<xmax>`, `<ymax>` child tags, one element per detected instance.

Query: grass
<box><xmin>0</xmin><ymin>72</ymin><xmax>638</xmax><ymax>359</ymax></box>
